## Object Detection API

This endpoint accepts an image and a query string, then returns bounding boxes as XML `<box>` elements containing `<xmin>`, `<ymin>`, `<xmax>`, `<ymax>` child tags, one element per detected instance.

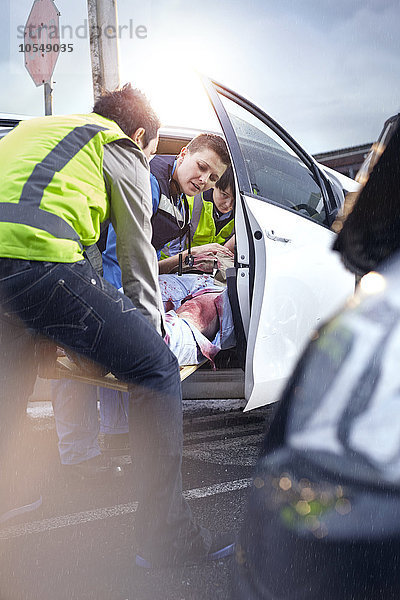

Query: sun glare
<box><xmin>120</xmin><ymin>43</ymin><xmax>222</xmax><ymax>132</ymax></box>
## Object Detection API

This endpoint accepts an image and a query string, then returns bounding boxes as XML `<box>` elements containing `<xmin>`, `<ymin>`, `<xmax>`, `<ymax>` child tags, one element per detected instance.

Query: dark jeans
<box><xmin>0</xmin><ymin>258</ymin><xmax>209</xmax><ymax>560</ymax></box>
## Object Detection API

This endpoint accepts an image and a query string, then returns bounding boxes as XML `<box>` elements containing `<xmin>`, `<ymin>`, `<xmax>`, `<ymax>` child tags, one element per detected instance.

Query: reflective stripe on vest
<box><xmin>19</xmin><ymin>124</ymin><xmax>106</xmax><ymax>207</ymax></box>
<box><xmin>186</xmin><ymin>191</ymin><xmax>234</xmax><ymax>247</ymax></box>
<box><xmin>0</xmin><ymin>203</ymin><xmax>81</xmax><ymax>246</ymax></box>
<box><xmin>157</xmin><ymin>193</ymin><xmax>187</xmax><ymax>225</ymax></box>
<box><xmin>150</xmin><ymin>155</ymin><xmax>190</xmax><ymax>251</ymax></box>
<box><xmin>189</xmin><ymin>193</ymin><xmax>204</xmax><ymax>243</ymax></box>
<box><xmin>0</xmin><ymin>123</ymin><xmax>107</xmax><ymax>249</ymax></box>
<box><xmin>0</xmin><ymin>114</ymin><xmax>131</xmax><ymax>262</ymax></box>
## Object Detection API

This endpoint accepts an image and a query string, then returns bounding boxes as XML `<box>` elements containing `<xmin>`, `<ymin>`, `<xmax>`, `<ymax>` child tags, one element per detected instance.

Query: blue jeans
<box><xmin>0</xmin><ymin>257</ymin><xmax>209</xmax><ymax>560</ymax></box>
<box><xmin>51</xmin><ymin>383</ymin><xmax>129</xmax><ymax>464</ymax></box>
<box><xmin>52</xmin><ymin>380</ymin><xmax>100</xmax><ymax>465</ymax></box>
<box><xmin>99</xmin><ymin>387</ymin><xmax>129</xmax><ymax>434</ymax></box>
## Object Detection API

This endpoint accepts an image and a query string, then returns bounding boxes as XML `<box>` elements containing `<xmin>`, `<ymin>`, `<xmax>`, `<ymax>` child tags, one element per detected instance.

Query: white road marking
<box><xmin>0</xmin><ymin>479</ymin><xmax>252</xmax><ymax>540</ymax></box>
<box><xmin>183</xmin><ymin>478</ymin><xmax>251</xmax><ymax>500</ymax></box>
<box><xmin>184</xmin><ymin>433</ymin><xmax>262</xmax><ymax>452</ymax></box>
<box><xmin>0</xmin><ymin>503</ymin><xmax>138</xmax><ymax>540</ymax></box>
<box><xmin>27</xmin><ymin>401</ymin><xmax>54</xmax><ymax>419</ymax></box>
<box><xmin>27</xmin><ymin>401</ymin><xmax>56</xmax><ymax>431</ymax></box>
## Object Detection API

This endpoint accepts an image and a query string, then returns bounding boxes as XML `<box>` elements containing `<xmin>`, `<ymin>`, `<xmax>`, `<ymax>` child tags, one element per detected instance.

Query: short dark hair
<box><xmin>215</xmin><ymin>165</ymin><xmax>234</xmax><ymax>193</ymax></box>
<box><xmin>186</xmin><ymin>133</ymin><xmax>230</xmax><ymax>167</ymax></box>
<box><xmin>93</xmin><ymin>83</ymin><xmax>161</xmax><ymax>148</ymax></box>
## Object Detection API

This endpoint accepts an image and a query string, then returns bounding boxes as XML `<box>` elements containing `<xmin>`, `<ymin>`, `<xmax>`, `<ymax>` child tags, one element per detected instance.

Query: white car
<box><xmin>163</xmin><ymin>78</ymin><xmax>358</xmax><ymax>410</ymax></box>
<box><xmin>0</xmin><ymin>80</ymin><xmax>358</xmax><ymax>411</ymax></box>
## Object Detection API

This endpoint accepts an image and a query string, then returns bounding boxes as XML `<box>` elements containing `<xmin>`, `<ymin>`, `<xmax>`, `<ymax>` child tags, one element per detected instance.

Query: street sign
<box><xmin>24</xmin><ymin>0</ymin><xmax>60</xmax><ymax>87</ymax></box>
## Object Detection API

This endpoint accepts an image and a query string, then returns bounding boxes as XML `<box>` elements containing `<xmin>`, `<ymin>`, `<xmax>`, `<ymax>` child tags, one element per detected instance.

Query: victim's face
<box><xmin>175</xmin><ymin>148</ymin><xmax>227</xmax><ymax>196</ymax></box>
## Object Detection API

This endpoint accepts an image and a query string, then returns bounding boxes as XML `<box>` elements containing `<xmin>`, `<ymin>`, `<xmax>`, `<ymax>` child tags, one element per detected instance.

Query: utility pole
<box><xmin>87</xmin><ymin>0</ymin><xmax>120</xmax><ymax>102</ymax></box>
<box><xmin>44</xmin><ymin>80</ymin><xmax>53</xmax><ymax>115</ymax></box>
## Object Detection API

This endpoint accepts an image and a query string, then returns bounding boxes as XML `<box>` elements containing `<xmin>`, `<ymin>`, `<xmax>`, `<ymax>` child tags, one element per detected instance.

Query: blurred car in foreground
<box><xmin>235</xmin><ymin>249</ymin><xmax>400</xmax><ymax>599</ymax></box>
<box><xmin>235</xmin><ymin>120</ymin><xmax>400</xmax><ymax>599</ymax></box>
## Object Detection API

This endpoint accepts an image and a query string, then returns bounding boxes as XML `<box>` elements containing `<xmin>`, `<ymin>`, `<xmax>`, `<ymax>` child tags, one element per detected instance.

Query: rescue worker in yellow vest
<box><xmin>0</xmin><ymin>84</ymin><xmax>234</xmax><ymax>566</ymax></box>
<box><xmin>187</xmin><ymin>163</ymin><xmax>235</xmax><ymax>248</ymax></box>
<box><xmin>158</xmin><ymin>165</ymin><xmax>235</xmax><ymax>274</ymax></box>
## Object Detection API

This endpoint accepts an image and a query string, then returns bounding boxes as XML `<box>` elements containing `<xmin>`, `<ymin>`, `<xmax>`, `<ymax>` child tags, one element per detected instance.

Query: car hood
<box><xmin>320</xmin><ymin>163</ymin><xmax>360</xmax><ymax>194</ymax></box>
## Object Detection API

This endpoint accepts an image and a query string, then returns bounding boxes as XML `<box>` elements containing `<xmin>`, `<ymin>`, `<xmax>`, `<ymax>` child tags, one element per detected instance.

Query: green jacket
<box><xmin>0</xmin><ymin>112</ymin><xmax>165</xmax><ymax>333</ymax></box>
<box><xmin>0</xmin><ymin>113</ymin><xmax>132</xmax><ymax>263</ymax></box>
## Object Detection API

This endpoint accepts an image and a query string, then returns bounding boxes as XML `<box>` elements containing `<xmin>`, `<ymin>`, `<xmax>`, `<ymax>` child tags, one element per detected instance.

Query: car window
<box><xmin>219</xmin><ymin>94</ymin><xmax>327</xmax><ymax>224</ymax></box>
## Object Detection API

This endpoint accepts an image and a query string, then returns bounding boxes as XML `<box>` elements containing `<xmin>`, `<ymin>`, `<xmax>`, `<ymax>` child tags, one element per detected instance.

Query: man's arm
<box><xmin>103</xmin><ymin>141</ymin><xmax>164</xmax><ymax>335</ymax></box>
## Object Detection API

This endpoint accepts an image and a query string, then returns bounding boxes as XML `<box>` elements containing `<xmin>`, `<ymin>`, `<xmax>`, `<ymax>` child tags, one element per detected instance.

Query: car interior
<box><xmin>155</xmin><ymin>128</ymin><xmax>245</xmax><ymax>370</ymax></box>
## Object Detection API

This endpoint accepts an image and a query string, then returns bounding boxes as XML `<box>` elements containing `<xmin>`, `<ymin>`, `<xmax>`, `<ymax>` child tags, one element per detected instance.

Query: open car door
<box><xmin>202</xmin><ymin>77</ymin><xmax>355</xmax><ymax>410</ymax></box>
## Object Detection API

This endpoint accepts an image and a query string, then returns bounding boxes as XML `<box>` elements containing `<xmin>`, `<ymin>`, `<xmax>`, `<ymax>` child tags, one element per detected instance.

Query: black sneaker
<box><xmin>61</xmin><ymin>454</ymin><xmax>115</xmax><ymax>480</ymax></box>
<box><xmin>135</xmin><ymin>533</ymin><xmax>235</xmax><ymax>569</ymax></box>
<box><xmin>102</xmin><ymin>433</ymin><xmax>130</xmax><ymax>451</ymax></box>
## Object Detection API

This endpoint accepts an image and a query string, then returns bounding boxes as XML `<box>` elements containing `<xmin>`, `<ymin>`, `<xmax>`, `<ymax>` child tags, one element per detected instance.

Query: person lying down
<box><xmin>160</xmin><ymin>273</ymin><xmax>235</xmax><ymax>366</ymax></box>
<box><xmin>65</xmin><ymin>272</ymin><xmax>235</xmax><ymax>376</ymax></box>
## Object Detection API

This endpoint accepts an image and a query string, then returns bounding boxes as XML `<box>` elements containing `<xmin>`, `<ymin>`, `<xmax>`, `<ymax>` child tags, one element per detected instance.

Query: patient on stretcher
<box><xmin>160</xmin><ymin>273</ymin><xmax>235</xmax><ymax>366</ymax></box>
<box><xmin>62</xmin><ymin>272</ymin><xmax>235</xmax><ymax>375</ymax></box>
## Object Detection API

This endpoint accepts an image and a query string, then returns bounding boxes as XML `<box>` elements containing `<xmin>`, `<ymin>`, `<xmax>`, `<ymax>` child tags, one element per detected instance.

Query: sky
<box><xmin>1</xmin><ymin>0</ymin><xmax>399</xmax><ymax>154</ymax></box>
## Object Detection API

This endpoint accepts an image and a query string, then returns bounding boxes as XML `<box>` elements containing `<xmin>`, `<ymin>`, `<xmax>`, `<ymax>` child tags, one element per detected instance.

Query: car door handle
<box><xmin>265</xmin><ymin>230</ymin><xmax>291</xmax><ymax>243</ymax></box>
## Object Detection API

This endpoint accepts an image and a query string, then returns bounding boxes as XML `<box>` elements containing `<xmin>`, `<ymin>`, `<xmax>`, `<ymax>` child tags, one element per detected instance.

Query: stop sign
<box><xmin>24</xmin><ymin>0</ymin><xmax>60</xmax><ymax>86</ymax></box>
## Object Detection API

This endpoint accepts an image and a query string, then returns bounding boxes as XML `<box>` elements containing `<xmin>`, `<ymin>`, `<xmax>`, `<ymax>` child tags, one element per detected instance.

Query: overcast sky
<box><xmin>1</xmin><ymin>0</ymin><xmax>399</xmax><ymax>153</ymax></box>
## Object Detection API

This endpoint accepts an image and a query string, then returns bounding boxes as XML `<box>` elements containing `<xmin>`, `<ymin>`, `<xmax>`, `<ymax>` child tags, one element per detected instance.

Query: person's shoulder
<box><xmin>104</xmin><ymin>140</ymin><xmax>148</xmax><ymax>170</ymax></box>
<box><xmin>149</xmin><ymin>154</ymin><xmax>175</xmax><ymax>177</ymax></box>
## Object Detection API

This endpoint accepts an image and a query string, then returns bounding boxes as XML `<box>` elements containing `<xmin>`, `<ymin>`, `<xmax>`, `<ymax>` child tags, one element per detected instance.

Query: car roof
<box><xmin>157</xmin><ymin>126</ymin><xmax>220</xmax><ymax>155</ymax></box>
<box><xmin>0</xmin><ymin>116</ymin><xmax>357</xmax><ymax>197</ymax></box>
<box><xmin>0</xmin><ymin>117</ymin><xmax>218</xmax><ymax>155</ymax></box>
<box><xmin>0</xmin><ymin>114</ymin><xmax>32</xmax><ymax>139</ymax></box>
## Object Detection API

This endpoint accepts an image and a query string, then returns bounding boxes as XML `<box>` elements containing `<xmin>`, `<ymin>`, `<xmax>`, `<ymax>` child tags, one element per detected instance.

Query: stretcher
<box><xmin>39</xmin><ymin>347</ymin><xmax>204</xmax><ymax>391</ymax></box>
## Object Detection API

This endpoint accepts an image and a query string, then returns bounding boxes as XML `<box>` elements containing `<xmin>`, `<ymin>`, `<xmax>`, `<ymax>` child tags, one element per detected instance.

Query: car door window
<box><xmin>219</xmin><ymin>94</ymin><xmax>327</xmax><ymax>224</ymax></box>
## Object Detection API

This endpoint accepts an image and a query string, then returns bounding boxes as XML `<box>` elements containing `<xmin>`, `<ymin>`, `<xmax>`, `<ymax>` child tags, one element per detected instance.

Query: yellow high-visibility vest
<box><xmin>0</xmin><ymin>113</ymin><xmax>135</xmax><ymax>263</ymax></box>
<box><xmin>187</xmin><ymin>191</ymin><xmax>234</xmax><ymax>247</ymax></box>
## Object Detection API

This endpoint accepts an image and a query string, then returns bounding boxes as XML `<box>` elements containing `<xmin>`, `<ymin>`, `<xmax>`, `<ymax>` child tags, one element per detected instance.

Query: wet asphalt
<box><xmin>0</xmin><ymin>396</ymin><xmax>275</xmax><ymax>600</ymax></box>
